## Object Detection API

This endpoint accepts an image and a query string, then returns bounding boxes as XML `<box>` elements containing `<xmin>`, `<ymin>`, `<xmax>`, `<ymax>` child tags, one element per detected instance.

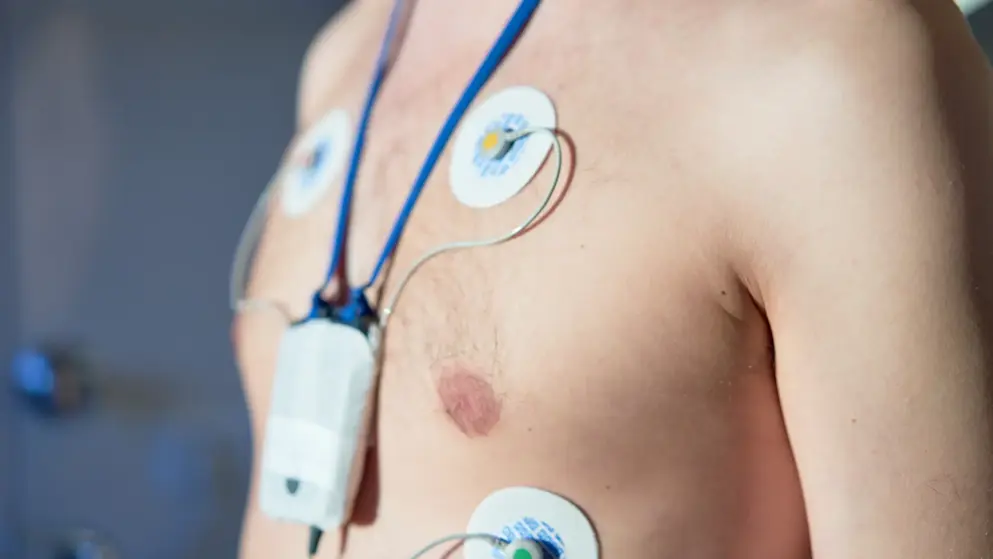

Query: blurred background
<box><xmin>0</xmin><ymin>0</ymin><xmax>345</xmax><ymax>557</ymax></box>
<box><xmin>0</xmin><ymin>1</ymin><xmax>991</xmax><ymax>558</ymax></box>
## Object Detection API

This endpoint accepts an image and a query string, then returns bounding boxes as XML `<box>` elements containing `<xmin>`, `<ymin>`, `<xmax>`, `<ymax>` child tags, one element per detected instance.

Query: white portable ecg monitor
<box><xmin>258</xmin><ymin>320</ymin><xmax>377</xmax><ymax>530</ymax></box>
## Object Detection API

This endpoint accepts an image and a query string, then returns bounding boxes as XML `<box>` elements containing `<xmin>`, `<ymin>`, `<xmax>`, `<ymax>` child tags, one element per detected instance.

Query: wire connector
<box><xmin>307</xmin><ymin>526</ymin><xmax>323</xmax><ymax>558</ymax></box>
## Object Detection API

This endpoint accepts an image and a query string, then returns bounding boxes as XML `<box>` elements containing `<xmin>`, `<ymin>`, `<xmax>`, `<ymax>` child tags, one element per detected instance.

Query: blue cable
<box><xmin>312</xmin><ymin>0</ymin><xmax>408</xmax><ymax>318</ymax></box>
<box><xmin>311</xmin><ymin>0</ymin><xmax>542</xmax><ymax>320</ymax></box>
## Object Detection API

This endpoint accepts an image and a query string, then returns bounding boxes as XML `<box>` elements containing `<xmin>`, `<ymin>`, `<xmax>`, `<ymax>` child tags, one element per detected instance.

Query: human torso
<box><xmin>235</xmin><ymin>1</ymin><xmax>811</xmax><ymax>557</ymax></box>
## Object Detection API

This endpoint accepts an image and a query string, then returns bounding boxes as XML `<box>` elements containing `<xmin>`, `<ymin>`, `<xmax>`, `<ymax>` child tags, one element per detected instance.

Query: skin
<box><xmin>435</xmin><ymin>364</ymin><xmax>503</xmax><ymax>438</ymax></box>
<box><xmin>233</xmin><ymin>0</ymin><xmax>993</xmax><ymax>557</ymax></box>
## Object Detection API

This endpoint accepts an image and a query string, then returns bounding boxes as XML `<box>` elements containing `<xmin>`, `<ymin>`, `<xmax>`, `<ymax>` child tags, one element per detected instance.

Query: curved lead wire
<box><xmin>228</xmin><ymin>168</ymin><xmax>294</xmax><ymax>323</ymax></box>
<box><xmin>405</xmin><ymin>532</ymin><xmax>507</xmax><ymax>559</ymax></box>
<box><xmin>378</xmin><ymin>126</ymin><xmax>564</xmax><ymax>330</ymax></box>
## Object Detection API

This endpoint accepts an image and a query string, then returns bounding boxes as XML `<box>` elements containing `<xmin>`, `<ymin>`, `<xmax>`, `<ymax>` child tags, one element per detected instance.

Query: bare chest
<box><xmin>238</xmin><ymin>7</ymin><xmax>801</xmax><ymax>558</ymax></box>
<box><xmin>249</xmin><ymin>5</ymin><xmax>754</xmax><ymax>437</ymax></box>
<box><xmin>345</xmin><ymin>78</ymin><xmax>748</xmax><ymax>438</ymax></box>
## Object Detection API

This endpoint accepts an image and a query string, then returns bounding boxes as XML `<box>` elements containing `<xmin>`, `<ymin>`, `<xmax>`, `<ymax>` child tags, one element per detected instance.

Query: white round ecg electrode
<box><xmin>464</xmin><ymin>487</ymin><xmax>599</xmax><ymax>559</ymax></box>
<box><xmin>280</xmin><ymin>109</ymin><xmax>352</xmax><ymax>217</ymax></box>
<box><xmin>449</xmin><ymin>86</ymin><xmax>557</xmax><ymax>209</ymax></box>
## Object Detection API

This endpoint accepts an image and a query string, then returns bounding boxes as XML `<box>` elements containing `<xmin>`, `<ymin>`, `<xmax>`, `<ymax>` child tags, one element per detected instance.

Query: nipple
<box><xmin>436</xmin><ymin>365</ymin><xmax>502</xmax><ymax>438</ymax></box>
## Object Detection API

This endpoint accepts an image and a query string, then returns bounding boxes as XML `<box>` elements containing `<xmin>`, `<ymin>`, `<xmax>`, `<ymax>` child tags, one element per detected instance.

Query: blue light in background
<box><xmin>10</xmin><ymin>348</ymin><xmax>56</xmax><ymax>396</ymax></box>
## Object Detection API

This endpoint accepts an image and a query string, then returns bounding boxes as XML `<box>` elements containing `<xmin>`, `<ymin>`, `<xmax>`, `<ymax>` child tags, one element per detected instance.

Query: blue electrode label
<box><xmin>473</xmin><ymin>113</ymin><xmax>531</xmax><ymax>178</ymax></box>
<box><xmin>301</xmin><ymin>139</ymin><xmax>330</xmax><ymax>186</ymax></box>
<box><xmin>492</xmin><ymin>517</ymin><xmax>565</xmax><ymax>559</ymax></box>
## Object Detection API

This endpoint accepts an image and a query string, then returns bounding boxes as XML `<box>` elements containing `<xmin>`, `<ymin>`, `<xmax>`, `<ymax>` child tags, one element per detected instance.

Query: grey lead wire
<box><xmin>378</xmin><ymin>126</ymin><xmax>563</xmax><ymax>330</ymax></box>
<box><xmin>228</xmin><ymin>168</ymin><xmax>294</xmax><ymax>322</ymax></box>
<box><xmin>405</xmin><ymin>532</ymin><xmax>508</xmax><ymax>559</ymax></box>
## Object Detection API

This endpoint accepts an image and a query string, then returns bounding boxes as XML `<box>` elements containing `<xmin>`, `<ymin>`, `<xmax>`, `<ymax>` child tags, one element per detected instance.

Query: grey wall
<box><xmin>3</xmin><ymin>1</ymin><xmax>344</xmax><ymax>557</ymax></box>
<box><xmin>2</xmin><ymin>2</ymin><xmax>23</xmax><ymax>557</ymax></box>
<box><xmin>974</xmin><ymin>3</ymin><xmax>993</xmax><ymax>50</ymax></box>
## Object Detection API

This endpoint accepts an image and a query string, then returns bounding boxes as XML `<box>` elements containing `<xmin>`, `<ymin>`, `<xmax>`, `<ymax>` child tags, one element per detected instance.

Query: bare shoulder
<box><xmin>702</xmin><ymin>4</ymin><xmax>993</xmax><ymax>556</ymax></box>
<box><xmin>296</xmin><ymin>1</ymin><xmax>382</xmax><ymax>129</ymax></box>
<box><xmin>700</xmin><ymin>0</ymin><xmax>993</xmax><ymax>299</ymax></box>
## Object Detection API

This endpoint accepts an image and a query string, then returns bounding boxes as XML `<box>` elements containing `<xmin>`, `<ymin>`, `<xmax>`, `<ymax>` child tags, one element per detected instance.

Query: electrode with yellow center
<box><xmin>450</xmin><ymin>86</ymin><xmax>557</xmax><ymax>209</ymax></box>
<box><xmin>479</xmin><ymin>128</ymin><xmax>514</xmax><ymax>160</ymax></box>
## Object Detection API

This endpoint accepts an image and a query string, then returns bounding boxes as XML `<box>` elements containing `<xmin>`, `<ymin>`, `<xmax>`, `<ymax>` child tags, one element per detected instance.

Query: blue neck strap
<box><xmin>310</xmin><ymin>0</ymin><xmax>542</xmax><ymax>321</ymax></box>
